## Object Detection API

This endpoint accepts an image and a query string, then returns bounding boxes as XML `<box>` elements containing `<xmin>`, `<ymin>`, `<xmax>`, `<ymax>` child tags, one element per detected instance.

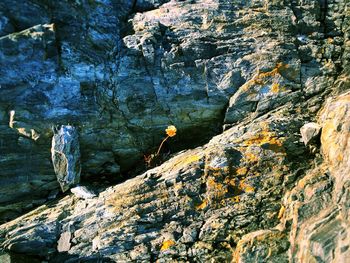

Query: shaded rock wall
<box><xmin>0</xmin><ymin>0</ymin><xmax>244</xmax><ymax>220</ymax></box>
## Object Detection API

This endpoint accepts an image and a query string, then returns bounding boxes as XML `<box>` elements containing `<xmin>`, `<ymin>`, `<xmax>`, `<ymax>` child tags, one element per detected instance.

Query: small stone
<box><xmin>70</xmin><ymin>186</ymin><xmax>96</xmax><ymax>199</ymax></box>
<box><xmin>57</xmin><ymin>232</ymin><xmax>71</xmax><ymax>252</ymax></box>
<box><xmin>300</xmin><ymin>122</ymin><xmax>322</xmax><ymax>146</ymax></box>
<box><xmin>92</xmin><ymin>236</ymin><xmax>100</xmax><ymax>251</ymax></box>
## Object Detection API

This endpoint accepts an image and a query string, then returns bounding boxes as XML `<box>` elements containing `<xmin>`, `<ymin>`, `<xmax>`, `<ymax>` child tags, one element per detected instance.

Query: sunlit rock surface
<box><xmin>0</xmin><ymin>0</ymin><xmax>349</xmax><ymax>262</ymax></box>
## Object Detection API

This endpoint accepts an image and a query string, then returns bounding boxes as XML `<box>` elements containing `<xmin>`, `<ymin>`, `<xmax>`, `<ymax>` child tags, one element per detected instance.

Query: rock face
<box><xmin>51</xmin><ymin>125</ymin><xmax>81</xmax><ymax>192</ymax></box>
<box><xmin>283</xmin><ymin>92</ymin><xmax>350</xmax><ymax>263</ymax></box>
<box><xmin>0</xmin><ymin>0</ymin><xmax>349</xmax><ymax>262</ymax></box>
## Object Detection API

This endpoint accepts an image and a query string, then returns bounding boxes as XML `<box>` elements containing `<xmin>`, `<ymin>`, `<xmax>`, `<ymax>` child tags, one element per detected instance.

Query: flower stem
<box><xmin>156</xmin><ymin>135</ymin><xmax>169</xmax><ymax>156</ymax></box>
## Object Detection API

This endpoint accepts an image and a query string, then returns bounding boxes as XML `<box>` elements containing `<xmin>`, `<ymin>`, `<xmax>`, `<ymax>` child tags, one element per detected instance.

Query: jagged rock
<box><xmin>300</xmin><ymin>122</ymin><xmax>322</xmax><ymax>146</ymax></box>
<box><xmin>0</xmin><ymin>0</ymin><xmax>349</xmax><ymax>261</ymax></box>
<box><xmin>278</xmin><ymin>91</ymin><xmax>350</xmax><ymax>263</ymax></box>
<box><xmin>51</xmin><ymin>125</ymin><xmax>81</xmax><ymax>192</ymax></box>
<box><xmin>0</xmin><ymin>108</ymin><xmax>310</xmax><ymax>261</ymax></box>
<box><xmin>1</xmin><ymin>0</ymin><xmax>347</xmax><ymax>224</ymax></box>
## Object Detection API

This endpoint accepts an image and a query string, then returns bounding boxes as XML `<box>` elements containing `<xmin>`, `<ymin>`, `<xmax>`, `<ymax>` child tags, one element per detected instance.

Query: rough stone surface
<box><xmin>300</xmin><ymin>122</ymin><xmax>322</xmax><ymax>146</ymax></box>
<box><xmin>51</xmin><ymin>125</ymin><xmax>81</xmax><ymax>192</ymax></box>
<box><xmin>70</xmin><ymin>186</ymin><xmax>96</xmax><ymax>200</ymax></box>
<box><xmin>0</xmin><ymin>0</ymin><xmax>349</xmax><ymax>262</ymax></box>
<box><xmin>57</xmin><ymin>232</ymin><xmax>71</xmax><ymax>253</ymax></box>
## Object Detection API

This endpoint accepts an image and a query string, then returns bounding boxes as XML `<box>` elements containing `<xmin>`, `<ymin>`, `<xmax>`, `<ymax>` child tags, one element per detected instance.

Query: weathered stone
<box><xmin>300</xmin><ymin>122</ymin><xmax>322</xmax><ymax>146</ymax></box>
<box><xmin>234</xmin><ymin>230</ymin><xmax>289</xmax><ymax>263</ymax></box>
<box><xmin>57</xmin><ymin>232</ymin><xmax>71</xmax><ymax>252</ymax></box>
<box><xmin>70</xmin><ymin>186</ymin><xmax>96</xmax><ymax>199</ymax></box>
<box><xmin>51</xmin><ymin>125</ymin><xmax>81</xmax><ymax>192</ymax></box>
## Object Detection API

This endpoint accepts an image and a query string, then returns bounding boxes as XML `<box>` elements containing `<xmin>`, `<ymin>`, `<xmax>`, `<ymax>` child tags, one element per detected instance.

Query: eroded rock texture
<box><xmin>0</xmin><ymin>0</ymin><xmax>349</xmax><ymax>262</ymax></box>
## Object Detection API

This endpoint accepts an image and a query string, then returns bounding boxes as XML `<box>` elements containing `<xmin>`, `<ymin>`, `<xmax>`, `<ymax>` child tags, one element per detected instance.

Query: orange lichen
<box><xmin>253</xmin><ymin>63</ymin><xmax>288</xmax><ymax>85</ymax></box>
<box><xmin>244</xmin><ymin>152</ymin><xmax>259</xmax><ymax>163</ymax></box>
<box><xmin>241</xmin><ymin>62</ymin><xmax>289</xmax><ymax>92</ymax></box>
<box><xmin>243</xmin><ymin>185</ymin><xmax>255</xmax><ymax>193</ymax></box>
<box><xmin>239</xmin><ymin>179</ymin><xmax>255</xmax><ymax>193</ymax></box>
<box><xmin>196</xmin><ymin>199</ymin><xmax>208</xmax><ymax>210</ymax></box>
<box><xmin>236</xmin><ymin>167</ymin><xmax>248</xmax><ymax>175</ymax></box>
<box><xmin>224</xmin><ymin>178</ymin><xmax>236</xmax><ymax>187</ymax></box>
<box><xmin>208</xmin><ymin>178</ymin><xmax>226</xmax><ymax>196</ymax></box>
<box><xmin>243</xmin><ymin>130</ymin><xmax>283</xmax><ymax>147</ymax></box>
<box><xmin>271</xmin><ymin>83</ymin><xmax>280</xmax><ymax>93</ymax></box>
<box><xmin>241</xmin><ymin>126</ymin><xmax>286</xmax><ymax>156</ymax></box>
<box><xmin>160</xmin><ymin>240</ymin><xmax>176</xmax><ymax>251</ymax></box>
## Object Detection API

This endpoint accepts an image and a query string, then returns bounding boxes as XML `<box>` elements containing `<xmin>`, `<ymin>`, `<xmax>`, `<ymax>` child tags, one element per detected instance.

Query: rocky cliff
<box><xmin>0</xmin><ymin>0</ymin><xmax>349</xmax><ymax>262</ymax></box>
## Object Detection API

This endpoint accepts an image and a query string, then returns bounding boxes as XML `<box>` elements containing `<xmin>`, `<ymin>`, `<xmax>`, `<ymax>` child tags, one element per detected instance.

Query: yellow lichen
<box><xmin>240</xmin><ymin>62</ymin><xmax>289</xmax><ymax>92</ymax></box>
<box><xmin>181</xmin><ymin>155</ymin><xmax>201</xmax><ymax>165</ymax></box>
<box><xmin>196</xmin><ymin>199</ymin><xmax>208</xmax><ymax>210</ymax></box>
<box><xmin>244</xmin><ymin>152</ymin><xmax>259</xmax><ymax>163</ymax></box>
<box><xmin>241</xmin><ymin>128</ymin><xmax>285</xmax><ymax>155</ymax></box>
<box><xmin>239</xmin><ymin>179</ymin><xmax>255</xmax><ymax>193</ymax></box>
<box><xmin>170</xmin><ymin>154</ymin><xmax>202</xmax><ymax>171</ymax></box>
<box><xmin>278</xmin><ymin>205</ymin><xmax>285</xmax><ymax>219</ymax></box>
<box><xmin>243</xmin><ymin>130</ymin><xmax>283</xmax><ymax>147</ymax></box>
<box><xmin>271</xmin><ymin>83</ymin><xmax>280</xmax><ymax>93</ymax></box>
<box><xmin>160</xmin><ymin>240</ymin><xmax>176</xmax><ymax>251</ymax></box>
<box><xmin>236</xmin><ymin>167</ymin><xmax>248</xmax><ymax>175</ymax></box>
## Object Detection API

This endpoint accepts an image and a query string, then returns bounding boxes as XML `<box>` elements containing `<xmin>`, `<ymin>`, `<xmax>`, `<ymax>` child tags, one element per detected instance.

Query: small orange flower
<box><xmin>165</xmin><ymin>125</ymin><xmax>177</xmax><ymax>137</ymax></box>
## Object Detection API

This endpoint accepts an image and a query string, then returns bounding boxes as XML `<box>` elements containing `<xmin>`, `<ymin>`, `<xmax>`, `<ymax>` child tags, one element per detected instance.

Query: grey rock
<box><xmin>51</xmin><ymin>125</ymin><xmax>81</xmax><ymax>192</ymax></box>
<box><xmin>300</xmin><ymin>122</ymin><xmax>322</xmax><ymax>145</ymax></box>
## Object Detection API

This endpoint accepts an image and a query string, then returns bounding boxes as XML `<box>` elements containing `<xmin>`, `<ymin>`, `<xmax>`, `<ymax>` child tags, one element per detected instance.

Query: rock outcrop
<box><xmin>0</xmin><ymin>0</ymin><xmax>349</xmax><ymax>262</ymax></box>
